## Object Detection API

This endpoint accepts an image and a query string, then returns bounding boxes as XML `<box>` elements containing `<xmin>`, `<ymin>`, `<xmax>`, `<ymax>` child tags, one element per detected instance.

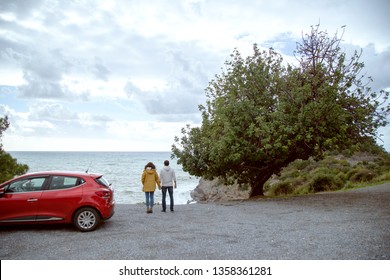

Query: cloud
<box><xmin>30</xmin><ymin>103</ymin><xmax>78</xmax><ymax>121</ymax></box>
<box><xmin>19</xmin><ymin>55</ymin><xmax>67</xmax><ymax>97</ymax></box>
<box><xmin>0</xmin><ymin>102</ymin><xmax>113</xmax><ymax>140</ymax></box>
<box><xmin>0</xmin><ymin>103</ymin><xmax>55</xmax><ymax>137</ymax></box>
<box><xmin>377</xmin><ymin>126</ymin><xmax>390</xmax><ymax>151</ymax></box>
<box><xmin>361</xmin><ymin>44</ymin><xmax>390</xmax><ymax>92</ymax></box>
<box><xmin>124</xmin><ymin>45</ymin><xmax>215</xmax><ymax>120</ymax></box>
<box><xmin>91</xmin><ymin>57</ymin><xmax>111</xmax><ymax>81</ymax></box>
<box><xmin>1</xmin><ymin>45</ymin><xmax>92</xmax><ymax>100</ymax></box>
<box><xmin>0</xmin><ymin>0</ymin><xmax>389</xmax><ymax>151</ymax></box>
<box><xmin>0</xmin><ymin>0</ymin><xmax>45</xmax><ymax>19</ymax></box>
<box><xmin>1</xmin><ymin>101</ymin><xmax>185</xmax><ymax>151</ymax></box>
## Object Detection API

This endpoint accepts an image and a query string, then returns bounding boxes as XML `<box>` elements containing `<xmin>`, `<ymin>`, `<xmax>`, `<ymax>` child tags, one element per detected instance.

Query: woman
<box><xmin>141</xmin><ymin>162</ymin><xmax>161</xmax><ymax>213</ymax></box>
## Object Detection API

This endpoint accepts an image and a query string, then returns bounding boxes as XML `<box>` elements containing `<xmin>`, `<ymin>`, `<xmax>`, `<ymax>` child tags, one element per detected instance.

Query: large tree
<box><xmin>0</xmin><ymin>116</ymin><xmax>29</xmax><ymax>182</ymax></box>
<box><xmin>172</xmin><ymin>25</ymin><xmax>390</xmax><ymax>197</ymax></box>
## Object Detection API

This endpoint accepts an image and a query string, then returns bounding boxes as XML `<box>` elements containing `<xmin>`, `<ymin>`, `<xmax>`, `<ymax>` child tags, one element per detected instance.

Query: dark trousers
<box><xmin>162</xmin><ymin>186</ymin><xmax>174</xmax><ymax>211</ymax></box>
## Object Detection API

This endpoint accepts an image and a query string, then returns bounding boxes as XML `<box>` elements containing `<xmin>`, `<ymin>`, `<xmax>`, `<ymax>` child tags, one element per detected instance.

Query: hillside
<box><xmin>191</xmin><ymin>148</ymin><xmax>390</xmax><ymax>202</ymax></box>
<box><xmin>264</xmin><ymin>150</ymin><xmax>390</xmax><ymax>196</ymax></box>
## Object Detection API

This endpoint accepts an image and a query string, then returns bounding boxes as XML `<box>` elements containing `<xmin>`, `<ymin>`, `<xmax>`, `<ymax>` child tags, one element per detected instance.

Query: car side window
<box><xmin>49</xmin><ymin>176</ymin><xmax>84</xmax><ymax>190</ymax></box>
<box><xmin>7</xmin><ymin>177</ymin><xmax>47</xmax><ymax>193</ymax></box>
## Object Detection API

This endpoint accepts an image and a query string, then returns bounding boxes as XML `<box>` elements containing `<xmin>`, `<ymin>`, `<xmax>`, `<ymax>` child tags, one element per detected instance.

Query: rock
<box><xmin>191</xmin><ymin>177</ymin><xmax>251</xmax><ymax>202</ymax></box>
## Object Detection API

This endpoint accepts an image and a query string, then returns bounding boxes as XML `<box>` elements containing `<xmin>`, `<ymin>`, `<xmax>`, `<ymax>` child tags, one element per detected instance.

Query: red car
<box><xmin>0</xmin><ymin>171</ymin><xmax>115</xmax><ymax>232</ymax></box>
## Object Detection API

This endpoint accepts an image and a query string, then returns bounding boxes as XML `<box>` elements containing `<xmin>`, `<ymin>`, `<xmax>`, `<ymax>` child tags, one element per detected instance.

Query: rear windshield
<box><xmin>95</xmin><ymin>176</ymin><xmax>110</xmax><ymax>187</ymax></box>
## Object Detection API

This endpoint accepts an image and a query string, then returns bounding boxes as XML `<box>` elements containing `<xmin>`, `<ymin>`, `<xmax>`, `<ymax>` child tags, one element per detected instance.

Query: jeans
<box><xmin>145</xmin><ymin>192</ymin><xmax>154</xmax><ymax>208</ymax></box>
<box><xmin>162</xmin><ymin>186</ymin><xmax>174</xmax><ymax>211</ymax></box>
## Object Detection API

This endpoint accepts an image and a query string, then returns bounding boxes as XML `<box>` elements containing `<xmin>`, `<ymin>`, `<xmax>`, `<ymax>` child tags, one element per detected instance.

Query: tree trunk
<box><xmin>250</xmin><ymin>180</ymin><xmax>265</xmax><ymax>197</ymax></box>
<box><xmin>249</xmin><ymin>169</ymin><xmax>275</xmax><ymax>197</ymax></box>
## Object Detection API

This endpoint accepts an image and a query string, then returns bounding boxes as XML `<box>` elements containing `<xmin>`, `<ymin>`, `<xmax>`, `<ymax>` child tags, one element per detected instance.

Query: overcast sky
<box><xmin>0</xmin><ymin>0</ymin><xmax>389</xmax><ymax>152</ymax></box>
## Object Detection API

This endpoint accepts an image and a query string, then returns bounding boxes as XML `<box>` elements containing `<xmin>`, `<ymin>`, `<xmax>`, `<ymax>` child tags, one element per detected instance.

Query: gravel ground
<box><xmin>1</xmin><ymin>183</ymin><xmax>389</xmax><ymax>260</ymax></box>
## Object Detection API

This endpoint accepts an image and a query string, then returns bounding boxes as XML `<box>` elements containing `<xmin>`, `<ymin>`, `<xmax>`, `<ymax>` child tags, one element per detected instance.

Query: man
<box><xmin>159</xmin><ymin>160</ymin><xmax>177</xmax><ymax>212</ymax></box>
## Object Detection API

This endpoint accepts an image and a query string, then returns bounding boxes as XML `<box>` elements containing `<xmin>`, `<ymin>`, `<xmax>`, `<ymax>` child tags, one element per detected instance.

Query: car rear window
<box><xmin>49</xmin><ymin>176</ymin><xmax>85</xmax><ymax>190</ymax></box>
<box><xmin>95</xmin><ymin>176</ymin><xmax>110</xmax><ymax>187</ymax></box>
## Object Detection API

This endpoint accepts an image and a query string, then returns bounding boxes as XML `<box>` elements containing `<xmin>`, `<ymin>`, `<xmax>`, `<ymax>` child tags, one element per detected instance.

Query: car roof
<box><xmin>0</xmin><ymin>171</ymin><xmax>103</xmax><ymax>185</ymax></box>
<box><xmin>25</xmin><ymin>171</ymin><xmax>102</xmax><ymax>177</ymax></box>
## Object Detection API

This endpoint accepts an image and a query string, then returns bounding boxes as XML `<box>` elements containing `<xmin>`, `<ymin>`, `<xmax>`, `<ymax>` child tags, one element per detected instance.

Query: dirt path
<box><xmin>1</xmin><ymin>183</ymin><xmax>389</xmax><ymax>259</ymax></box>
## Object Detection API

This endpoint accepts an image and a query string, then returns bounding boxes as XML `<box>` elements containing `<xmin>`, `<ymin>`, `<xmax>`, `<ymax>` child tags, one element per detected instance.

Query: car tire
<box><xmin>73</xmin><ymin>207</ymin><xmax>101</xmax><ymax>232</ymax></box>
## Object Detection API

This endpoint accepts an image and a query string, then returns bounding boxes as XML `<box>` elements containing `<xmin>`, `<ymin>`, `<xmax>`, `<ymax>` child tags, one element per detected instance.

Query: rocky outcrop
<box><xmin>190</xmin><ymin>177</ymin><xmax>251</xmax><ymax>203</ymax></box>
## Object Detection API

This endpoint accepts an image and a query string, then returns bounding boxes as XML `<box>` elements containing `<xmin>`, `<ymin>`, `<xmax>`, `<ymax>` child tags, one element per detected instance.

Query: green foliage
<box><xmin>0</xmin><ymin>115</ymin><xmax>10</xmax><ymax>147</ymax></box>
<box><xmin>269</xmin><ymin>179</ymin><xmax>296</xmax><ymax>196</ymax></box>
<box><xmin>0</xmin><ymin>115</ymin><xmax>29</xmax><ymax>182</ymax></box>
<box><xmin>0</xmin><ymin>150</ymin><xmax>29</xmax><ymax>183</ymax></box>
<box><xmin>308</xmin><ymin>172</ymin><xmax>343</xmax><ymax>192</ymax></box>
<box><xmin>264</xmin><ymin>147</ymin><xmax>390</xmax><ymax>196</ymax></box>
<box><xmin>172</xmin><ymin>24</ymin><xmax>390</xmax><ymax>197</ymax></box>
<box><xmin>375</xmin><ymin>171</ymin><xmax>390</xmax><ymax>182</ymax></box>
<box><xmin>347</xmin><ymin>168</ymin><xmax>376</xmax><ymax>182</ymax></box>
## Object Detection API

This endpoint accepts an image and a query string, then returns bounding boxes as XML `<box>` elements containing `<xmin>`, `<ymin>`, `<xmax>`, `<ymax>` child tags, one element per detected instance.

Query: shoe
<box><xmin>170</xmin><ymin>209</ymin><xmax>174</xmax><ymax>212</ymax></box>
<box><xmin>147</xmin><ymin>208</ymin><xmax>152</xmax><ymax>214</ymax></box>
<box><xmin>161</xmin><ymin>210</ymin><xmax>166</xmax><ymax>212</ymax></box>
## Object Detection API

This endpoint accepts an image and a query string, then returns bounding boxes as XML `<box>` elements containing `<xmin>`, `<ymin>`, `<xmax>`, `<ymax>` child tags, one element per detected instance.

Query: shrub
<box><xmin>293</xmin><ymin>184</ymin><xmax>311</xmax><ymax>195</ymax></box>
<box><xmin>263</xmin><ymin>148</ymin><xmax>390</xmax><ymax>197</ymax></box>
<box><xmin>309</xmin><ymin>173</ymin><xmax>342</xmax><ymax>192</ymax></box>
<box><xmin>267</xmin><ymin>180</ymin><xmax>295</xmax><ymax>196</ymax></box>
<box><xmin>343</xmin><ymin>181</ymin><xmax>357</xmax><ymax>190</ymax></box>
<box><xmin>289</xmin><ymin>159</ymin><xmax>312</xmax><ymax>171</ymax></box>
<box><xmin>348</xmin><ymin>168</ymin><xmax>376</xmax><ymax>182</ymax></box>
<box><xmin>374</xmin><ymin>171</ymin><xmax>390</xmax><ymax>182</ymax></box>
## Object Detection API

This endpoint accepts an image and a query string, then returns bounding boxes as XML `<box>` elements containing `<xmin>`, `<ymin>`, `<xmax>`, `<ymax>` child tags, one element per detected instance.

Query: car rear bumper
<box><xmin>103</xmin><ymin>201</ymin><xmax>115</xmax><ymax>220</ymax></box>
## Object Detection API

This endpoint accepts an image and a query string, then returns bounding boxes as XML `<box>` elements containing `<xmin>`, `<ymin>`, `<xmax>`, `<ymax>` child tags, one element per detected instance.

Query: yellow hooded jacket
<box><xmin>141</xmin><ymin>168</ymin><xmax>161</xmax><ymax>192</ymax></box>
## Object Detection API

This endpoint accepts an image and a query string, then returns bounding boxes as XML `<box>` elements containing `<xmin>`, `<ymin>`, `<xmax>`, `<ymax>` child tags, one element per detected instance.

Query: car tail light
<box><xmin>95</xmin><ymin>190</ymin><xmax>111</xmax><ymax>199</ymax></box>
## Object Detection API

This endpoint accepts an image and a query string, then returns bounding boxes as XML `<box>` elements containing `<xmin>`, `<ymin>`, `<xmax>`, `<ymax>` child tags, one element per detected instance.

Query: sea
<box><xmin>8</xmin><ymin>151</ymin><xmax>200</xmax><ymax>205</ymax></box>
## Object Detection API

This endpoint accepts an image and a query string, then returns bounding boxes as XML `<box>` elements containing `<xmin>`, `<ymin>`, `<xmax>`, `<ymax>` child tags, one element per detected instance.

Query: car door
<box><xmin>37</xmin><ymin>175</ymin><xmax>83</xmax><ymax>221</ymax></box>
<box><xmin>0</xmin><ymin>177</ymin><xmax>48</xmax><ymax>223</ymax></box>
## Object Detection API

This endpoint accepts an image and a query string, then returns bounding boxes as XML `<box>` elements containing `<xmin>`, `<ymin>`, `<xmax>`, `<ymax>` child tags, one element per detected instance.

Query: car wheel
<box><xmin>73</xmin><ymin>207</ymin><xmax>101</xmax><ymax>232</ymax></box>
